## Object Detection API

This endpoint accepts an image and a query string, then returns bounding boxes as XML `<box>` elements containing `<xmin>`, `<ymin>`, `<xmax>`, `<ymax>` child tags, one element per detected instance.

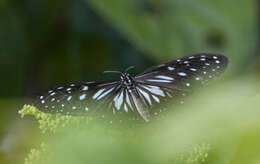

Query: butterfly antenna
<box><xmin>125</xmin><ymin>66</ymin><xmax>135</xmax><ymax>73</ymax></box>
<box><xmin>103</xmin><ymin>70</ymin><xmax>122</xmax><ymax>74</ymax></box>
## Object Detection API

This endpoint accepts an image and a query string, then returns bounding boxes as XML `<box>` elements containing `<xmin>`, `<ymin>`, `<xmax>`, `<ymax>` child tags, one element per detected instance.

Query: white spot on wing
<box><xmin>92</xmin><ymin>88</ymin><xmax>105</xmax><ymax>100</ymax></box>
<box><xmin>82</xmin><ymin>86</ymin><xmax>88</xmax><ymax>91</ymax></box>
<box><xmin>137</xmin><ymin>87</ymin><xmax>152</xmax><ymax>105</ymax></box>
<box><xmin>213</xmin><ymin>56</ymin><xmax>218</xmax><ymax>59</ymax></box>
<box><xmin>190</xmin><ymin>68</ymin><xmax>197</xmax><ymax>72</ymax></box>
<box><xmin>97</xmin><ymin>87</ymin><xmax>114</xmax><ymax>100</ymax></box>
<box><xmin>79</xmin><ymin>94</ymin><xmax>87</xmax><ymax>100</ymax></box>
<box><xmin>178</xmin><ymin>72</ymin><xmax>187</xmax><ymax>76</ymax></box>
<box><xmin>168</xmin><ymin>67</ymin><xmax>175</xmax><ymax>71</ymax></box>
<box><xmin>67</xmin><ymin>96</ymin><xmax>72</xmax><ymax>101</ymax></box>
<box><xmin>114</xmin><ymin>90</ymin><xmax>124</xmax><ymax>110</ymax></box>
<box><xmin>155</xmin><ymin>75</ymin><xmax>174</xmax><ymax>81</ymax></box>
<box><xmin>142</xmin><ymin>85</ymin><xmax>165</xmax><ymax>97</ymax></box>
<box><xmin>215</xmin><ymin>60</ymin><xmax>220</xmax><ymax>64</ymax></box>
<box><xmin>125</xmin><ymin>91</ymin><xmax>133</xmax><ymax>110</ymax></box>
<box><xmin>152</xmin><ymin>95</ymin><xmax>160</xmax><ymax>103</ymax></box>
<box><xmin>50</xmin><ymin>92</ymin><xmax>56</xmax><ymax>96</ymax></box>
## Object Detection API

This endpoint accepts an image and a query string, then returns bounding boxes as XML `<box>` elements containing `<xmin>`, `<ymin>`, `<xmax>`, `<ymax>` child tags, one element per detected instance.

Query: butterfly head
<box><xmin>104</xmin><ymin>66</ymin><xmax>136</xmax><ymax>88</ymax></box>
<box><xmin>120</xmin><ymin>73</ymin><xmax>134</xmax><ymax>87</ymax></box>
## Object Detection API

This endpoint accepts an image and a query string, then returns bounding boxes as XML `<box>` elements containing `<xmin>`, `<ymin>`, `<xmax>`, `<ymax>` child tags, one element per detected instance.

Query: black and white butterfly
<box><xmin>35</xmin><ymin>53</ymin><xmax>228</xmax><ymax>122</ymax></box>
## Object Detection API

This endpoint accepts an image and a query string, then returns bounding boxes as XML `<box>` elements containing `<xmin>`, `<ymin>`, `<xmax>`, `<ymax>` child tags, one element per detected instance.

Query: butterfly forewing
<box><xmin>134</xmin><ymin>53</ymin><xmax>228</xmax><ymax>106</ymax></box>
<box><xmin>36</xmin><ymin>81</ymin><xmax>121</xmax><ymax>115</ymax></box>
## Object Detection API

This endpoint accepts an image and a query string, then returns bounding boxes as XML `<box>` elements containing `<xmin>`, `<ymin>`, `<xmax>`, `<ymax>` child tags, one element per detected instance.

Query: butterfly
<box><xmin>35</xmin><ymin>53</ymin><xmax>228</xmax><ymax>122</ymax></box>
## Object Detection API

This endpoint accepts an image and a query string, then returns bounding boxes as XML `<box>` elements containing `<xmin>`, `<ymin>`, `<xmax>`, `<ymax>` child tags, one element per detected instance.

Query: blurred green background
<box><xmin>0</xmin><ymin>0</ymin><xmax>259</xmax><ymax>163</ymax></box>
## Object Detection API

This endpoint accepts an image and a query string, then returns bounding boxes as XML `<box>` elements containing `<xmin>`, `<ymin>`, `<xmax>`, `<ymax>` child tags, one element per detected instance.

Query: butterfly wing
<box><xmin>35</xmin><ymin>80</ymin><xmax>144</xmax><ymax>121</ymax></box>
<box><xmin>35</xmin><ymin>81</ymin><xmax>122</xmax><ymax>115</ymax></box>
<box><xmin>35</xmin><ymin>53</ymin><xmax>228</xmax><ymax>122</ymax></box>
<box><xmin>134</xmin><ymin>53</ymin><xmax>228</xmax><ymax>106</ymax></box>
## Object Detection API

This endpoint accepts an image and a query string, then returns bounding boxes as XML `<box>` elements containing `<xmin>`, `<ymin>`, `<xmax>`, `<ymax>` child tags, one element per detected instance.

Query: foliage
<box><xmin>24</xmin><ymin>142</ymin><xmax>48</xmax><ymax>164</ymax></box>
<box><xmin>18</xmin><ymin>77</ymin><xmax>260</xmax><ymax>164</ymax></box>
<box><xmin>19</xmin><ymin>104</ymin><xmax>211</xmax><ymax>164</ymax></box>
<box><xmin>87</xmin><ymin>0</ymin><xmax>256</xmax><ymax>68</ymax></box>
<box><xmin>19</xmin><ymin>105</ymin><xmax>92</xmax><ymax>134</ymax></box>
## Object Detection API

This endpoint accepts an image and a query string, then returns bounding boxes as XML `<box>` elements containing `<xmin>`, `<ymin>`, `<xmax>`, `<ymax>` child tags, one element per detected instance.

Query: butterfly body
<box><xmin>35</xmin><ymin>53</ymin><xmax>228</xmax><ymax>122</ymax></box>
